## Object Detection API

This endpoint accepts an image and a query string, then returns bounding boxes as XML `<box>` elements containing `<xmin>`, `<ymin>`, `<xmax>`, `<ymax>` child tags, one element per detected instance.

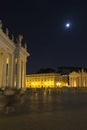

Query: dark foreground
<box><xmin>0</xmin><ymin>88</ymin><xmax>87</xmax><ymax>130</ymax></box>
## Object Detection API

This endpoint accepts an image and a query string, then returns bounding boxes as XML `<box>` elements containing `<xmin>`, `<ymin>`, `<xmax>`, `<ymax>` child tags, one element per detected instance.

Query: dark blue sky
<box><xmin>0</xmin><ymin>0</ymin><xmax>87</xmax><ymax>73</ymax></box>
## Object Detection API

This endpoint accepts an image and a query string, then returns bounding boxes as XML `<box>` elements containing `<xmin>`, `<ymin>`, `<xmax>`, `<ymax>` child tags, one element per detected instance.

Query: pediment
<box><xmin>69</xmin><ymin>71</ymin><xmax>80</xmax><ymax>77</ymax></box>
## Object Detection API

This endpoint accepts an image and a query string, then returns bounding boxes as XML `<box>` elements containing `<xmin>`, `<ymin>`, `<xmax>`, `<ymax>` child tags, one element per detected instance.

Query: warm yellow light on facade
<box><xmin>6</xmin><ymin>57</ymin><xmax>9</xmax><ymax>64</ymax></box>
<box><xmin>74</xmin><ymin>81</ymin><xmax>76</xmax><ymax>87</ymax></box>
<box><xmin>56</xmin><ymin>82</ymin><xmax>61</xmax><ymax>87</ymax></box>
<box><xmin>15</xmin><ymin>58</ymin><xmax>18</xmax><ymax>63</ymax></box>
<box><xmin>26</xmin><ymin>73</ymin><xmax>69</xmax><ymax>88</ymax></box>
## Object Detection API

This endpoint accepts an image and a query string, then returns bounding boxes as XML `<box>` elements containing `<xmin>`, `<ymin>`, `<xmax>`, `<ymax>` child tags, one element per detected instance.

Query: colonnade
<box><xmin>0</xmin><ymin>50</ymin><xmax>27</xmax><ymax>88</ymax></box>
<box><xmin>69</xmin><ymin>71</ymin><xmax>87</xmax><ymax>87</ymax></box>
<box><xmin>0</xmin><ymin>21</ymin><xmax>29</xmax><ymax>89</ymax></box>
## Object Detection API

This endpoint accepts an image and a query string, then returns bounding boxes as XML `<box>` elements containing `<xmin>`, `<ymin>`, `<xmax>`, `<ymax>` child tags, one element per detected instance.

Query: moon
<box><xmin>65</xmin><ymin>23</ymin><xmax>70</xmax><ymax>28</ymax></box>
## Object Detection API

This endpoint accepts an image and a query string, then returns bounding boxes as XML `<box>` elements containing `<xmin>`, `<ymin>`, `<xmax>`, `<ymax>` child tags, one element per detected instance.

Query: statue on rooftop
<box><xmin>0</xmin><ymin>20</ymin><xmax>2</xmax><ymax>29</ymax></box>
<box><xmin>12</xmin><ymin>34</ymin><xmax>14</xmax><ymax>42</ymax></box>
<box><xmin>6</xmin><ymin>28</ymin><xmax>9</xmax><ymax>36</ymax></box>
<box><xmin>25</xmin><ymin>43</ymin><xmax>27</xmax><ymax>50</ymax></box>
<box><xmin>17</xmin><ymin>35</ymin><xmax>23</xmax><ymax>43</ymax></box>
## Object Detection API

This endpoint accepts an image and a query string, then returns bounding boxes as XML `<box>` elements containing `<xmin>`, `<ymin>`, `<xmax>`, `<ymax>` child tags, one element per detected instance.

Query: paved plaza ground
<box><xmin>0</xmin><ymin>88</ymin><xmax>87</xmax><ymax>130</ymax></box>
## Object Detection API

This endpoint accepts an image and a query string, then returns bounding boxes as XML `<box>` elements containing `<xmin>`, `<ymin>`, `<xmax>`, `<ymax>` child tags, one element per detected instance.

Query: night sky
<box><xmin>0</xmin><ymin>0</ymin><xmax>87</xmax><ymax>74</ymax></box>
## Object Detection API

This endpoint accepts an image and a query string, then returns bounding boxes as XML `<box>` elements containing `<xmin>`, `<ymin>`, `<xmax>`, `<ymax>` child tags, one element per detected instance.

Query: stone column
<box><xmin>71</xmin><ymin>78</ymin><xmax>72</xmax><ymax>87</ymax></box>
<box><xmin>69</xmin><ymin>77</ymin><xmax>71</xmax><ymax>86</ymax></box>
<box><xmin>2</xmin><ymin>52</ymin><xmax>7</xmax><ymax>88</ymax></box>
<box><xmin>73</xmin><ymin>78</ymin><xmax>75</xmax><ymax>87</ymax></box>
<box><xmin>73</xmin><ymin>78</ymin><xmax>74</xmax><ymax>87</ymax></box>
<box><xmin>75</xmin><ymin>77</ymin><xmax>77</xmax><ymax>87</ymax></box>
<box><xmin>21</xmin><ymin>60</ymin><xmax>24</xmax><ymax>88</ymax></box>
<box><xmin>21</xmin><ymin>59</ymin><xmax>26</xmax><ymax>88</ymax></box>
<box><xmin>24</xmin><ymin>59</ymin><xmax>26</xmax><ymax>88</ymax></box>
<box><xmin>76</xmin><ymin>77</ymin><xmax>77</xmax><ymax>87</ymax></box>
<box><xmin>16</xmin><ymin>56</ymin><xmax>21</xmax><ymax>89</ymax></box>
<box><xmin>81</xmin><ymin>72</ymin><xmax>83</xmax><ymax>87</ymax></box>
<box><xmin>72</xmin><ymin>78</ymin><xmax>73</xmax><ymax>87</ymax></box>
<box><xmin>0</xmin><ymin>53</ymin><xmax>3</xmax><ymax>88</ymax></box>
<box><xmin>7</xmin><ymin>56</ymin><xmax>10</xmax><ymax>87</ymax></box>
<box><xmin>86</xmin><ymin>77</ymin><xmax>87</xmax><ymax>87</ymax></box>
<box><xmin>77</xmin><ymin>77</ymin><xmax>79</xmax><ymax>87</ymax></box>
<box><xmin>84</xmin><ymin>77</ymin><xmax>86</xmax><ymax>87</ymax></box>
<box><xmin>86</xmin><ymin>75</ymin><xmax>87</xmax><ymax>87</ymax></box>
<box><xmin>79</xmin><ymin>76</ymin><xmax>81</xmax><ymax>87</ymax></box>
<box><xmin>10</xmin><ymin>55</ymin><xmax>14</xmax><ymax>88</ymax></box>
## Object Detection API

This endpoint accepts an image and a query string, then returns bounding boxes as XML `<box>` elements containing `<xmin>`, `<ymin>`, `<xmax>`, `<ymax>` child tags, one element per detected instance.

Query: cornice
<box><xmin>0</xmin><ymin>29</ymin><xmax>15</xmax><ymax>51</ymax></box>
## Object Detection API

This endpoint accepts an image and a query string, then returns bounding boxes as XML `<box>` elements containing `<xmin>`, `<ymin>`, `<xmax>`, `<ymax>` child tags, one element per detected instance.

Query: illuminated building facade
<box><xmin>69</xmin><ymin>69</ymin><xmax>87</xmax><ymax>87</ymax></box>
<box><xmin>26</xmin><ymin>73</ymin><xmax>68</xmax><ymax>88</ymax></box>
<box><xmin>0</xmin><ymin>21</ymin><xmax>29</xmax><ymax>89</ymax></box>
